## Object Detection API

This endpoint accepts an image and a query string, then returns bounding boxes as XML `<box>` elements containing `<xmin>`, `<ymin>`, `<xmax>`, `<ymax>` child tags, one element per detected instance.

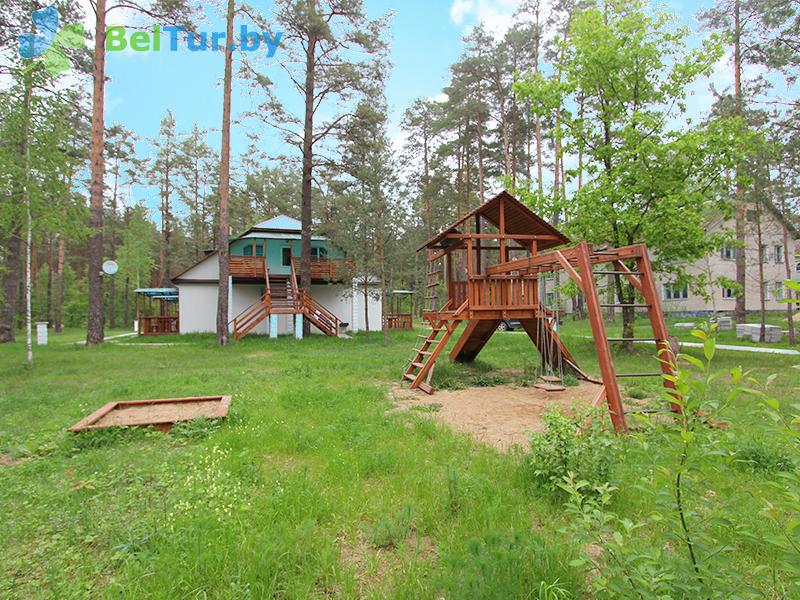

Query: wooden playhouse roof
<box><xmin>417</xmin><ymin>191</ymin><xmax>570</xmax><ymax>252</ymax></box>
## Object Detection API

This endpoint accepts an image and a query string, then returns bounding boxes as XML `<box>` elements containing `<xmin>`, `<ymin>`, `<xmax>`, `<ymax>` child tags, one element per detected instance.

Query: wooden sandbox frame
<box><xmin>69</xmin><ymin>395</ymin><xmax>232</xmax><ymax>433</ymax></box>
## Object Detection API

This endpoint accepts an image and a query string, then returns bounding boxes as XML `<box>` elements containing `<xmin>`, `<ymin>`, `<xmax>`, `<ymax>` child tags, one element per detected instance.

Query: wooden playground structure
<box><xmin>402</xmin><ymin>191</ymin><xmax>680</xmax><ymax>433</ymax></box>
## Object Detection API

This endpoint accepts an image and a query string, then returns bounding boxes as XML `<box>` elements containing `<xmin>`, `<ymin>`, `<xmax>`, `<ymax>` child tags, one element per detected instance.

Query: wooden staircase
<box><xmin>299</xmin><ymin>291</ymin><xmax>340</xmax><ymax>337</ymax></box>
<box><xmin>403</xmin><ymin>319</ymin><xmax>459</xmax><ymax>395</ymax></box>
<box><xmin>232</xmin><ymin>294</ymin><xmax>270</xmax><ymax>340</ymax></box>
<box><xmin>269</xmin><ymin>274</ymin><xmax>296</xmax><ymax>311</ymax></box>
<box><xmin>230</xmin><ymin>264</ymin><xmax>340</xmax><ymax>339</ymax></box>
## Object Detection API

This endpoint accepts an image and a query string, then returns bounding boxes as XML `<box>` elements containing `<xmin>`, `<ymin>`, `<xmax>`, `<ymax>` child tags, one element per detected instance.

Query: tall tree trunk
<box><xmin>123</xmin><ymin>275</ymin><xmax>130</xmax><ymax>328</ymax></box>
<box><xmin>216</xmin><ymin>0</ymin><xmax>235</xmax><ymax>346</ymax></box>
<box><xmin>87</xmin><ymin>0</ymin><xmax>107</xmax><ymax>345</ymax></box>
<box><xmin>422</xmin><ymin>129</ymin><xmax>432</xmax><ymax>239</ymax></box>
<box><xmin>23</xmin><ymin>68</ymin><xmax>33</xmax><ymax>366</ymax></box>
<box><xmin>779</xmin><ymin>194</ymin><xmax>796</xmax><ymax>345</ymax></box>
<box><xmin>577</xmin><ymin>96</ymin><xmax>585</xmax><ymax>191</ymax></box>
<box><xmin>46</xmin><ymin>237</ymin><xmax>54</xmax><ymax>323</ymax></box>
<box><xmin>533</xmin><ymin>26</ymin><xmax>543</xmax><ymax>195</ymax></box>
<box><xmin>0</xmin><ymin>225</ymin><xmax>22</xmax><ymax>343</ymax></box>
<box><xmin>755</xmin><ymin>204</ymin><xmax>766</xmax><ymax>342</ymax></box>
<box><xmin>54</xmin><ymin>236</ymin><xmax>65</xmax><ymax>333</ymax></box>
<box><xmin>300</xmin><ymin>5</ymin><xmax>318</xmax><ymax>336</ymax></box>
<box><xmin>363</xmin><ymin>277</ymin><xmax>370</xmax><ymax>339</ymax></box>
<box><xmin>476</xmin><ymin>110</ymin><xmax>485</xmax><ymax>204</ymax></box>
<box><xmin>379</xmin><ymin>210</ymin><xmax>388</xmax><ymax>346</ymax></box>
<box><xmin>733</xmin><ymin>0</ymin><xmax>747</xmax><ymax>324</ymax></box>
<box><xmin>109</xmin><ymin>163</ymin><xmax>119</xmax><ymax>328</ymax></box>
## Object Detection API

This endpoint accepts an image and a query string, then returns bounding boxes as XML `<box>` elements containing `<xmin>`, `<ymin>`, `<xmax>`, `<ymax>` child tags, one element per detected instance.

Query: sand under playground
<box><xmin>391</xmin><ymin>381</ymin><xmax>605</xmax><ymax>451</ymax></box>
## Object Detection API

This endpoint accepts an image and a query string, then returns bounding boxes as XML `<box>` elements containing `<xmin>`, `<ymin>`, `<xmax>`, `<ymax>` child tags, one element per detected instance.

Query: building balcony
<box><xmin>230</xmin><ymin>256</ymin><xmax>267</xmax><ymax>280</ymax></box>
<box><xmin>292</xmin><ymin>257</ymin><xmax>354</xmax><ymax>282</ymax></box>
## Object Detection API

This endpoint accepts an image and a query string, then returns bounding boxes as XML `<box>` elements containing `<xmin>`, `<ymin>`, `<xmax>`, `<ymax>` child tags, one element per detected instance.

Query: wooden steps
<box><xmin>402</xmin><ymin>320</ymin><xmax>459</xmax><ymax>395</ymax></box>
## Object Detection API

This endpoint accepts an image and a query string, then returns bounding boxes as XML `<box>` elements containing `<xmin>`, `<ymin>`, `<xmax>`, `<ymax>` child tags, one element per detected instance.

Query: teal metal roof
<box><xmin>252</xmin><ymin>215</ymin><xmax>301</xmax><ymax>231</ymax></box>
<box><xmin>134</xmin><ymin>288</ymin><xmax>179</xmax><ymax>300</ymax></box>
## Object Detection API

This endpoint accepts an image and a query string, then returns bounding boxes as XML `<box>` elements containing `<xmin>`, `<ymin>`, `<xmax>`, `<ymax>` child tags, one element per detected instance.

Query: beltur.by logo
<box><xmin>106</xmin><ymin>25</ymin><xmax>283</xmax><ymax>57</ymax></box>
<box><xmin>18</xmin><ymin>5</ymin><xmax>85</xmax><ymax>75</ymax></box>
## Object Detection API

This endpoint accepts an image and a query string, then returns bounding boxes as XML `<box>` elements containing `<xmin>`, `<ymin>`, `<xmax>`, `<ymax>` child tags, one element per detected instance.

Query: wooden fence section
<box><xmin>230</xmin><ymin>256</ymin><xmax>266</xmax><ymax>279</ymax></box>
<box><xmin>468</xmin><ymin>276</ymin><xmax>536</xmax><ymax>309</ymax></box>
<box><xmin>293</xmin><ymin>257</ymin><xmax>354</xmax><ymax>282</ymax></box>
<box><xmin>139</xmin><ymin>316</ymin><xmax>179</xmax><ymax>336</ymax></box>
<box><xmin>386</xmin><ymin>314</ymin><xmax>413</xmax><ymax>329</ymax></box>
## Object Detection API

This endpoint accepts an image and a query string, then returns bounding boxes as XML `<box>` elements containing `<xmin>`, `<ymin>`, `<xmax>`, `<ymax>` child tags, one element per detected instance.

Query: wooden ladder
<box><xmin>423</xmin><ymin>249</ymin><xmax>444</xmax><ymax>315</ymax></box>
<box><xmin>402</xmin><ymin>319</ymin><xmax>458</xmax><ymax>395</ymax></box>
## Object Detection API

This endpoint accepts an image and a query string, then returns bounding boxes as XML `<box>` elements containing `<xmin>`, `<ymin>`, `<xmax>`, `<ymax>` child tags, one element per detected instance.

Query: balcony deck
<box><xmin>229</xmin><ymin>256</ymin><xmax>354</xmax><ymax>283</ymax></box>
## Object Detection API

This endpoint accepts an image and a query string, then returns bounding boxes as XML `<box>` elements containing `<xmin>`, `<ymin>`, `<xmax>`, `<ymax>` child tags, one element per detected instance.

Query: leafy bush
<box><xmin>525</xmin><ymin>409</ymin><xmax>615</xmax><ymax>494</ymax></box>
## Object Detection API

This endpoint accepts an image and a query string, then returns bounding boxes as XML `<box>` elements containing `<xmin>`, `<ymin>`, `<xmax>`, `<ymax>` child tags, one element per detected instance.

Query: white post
<box><xmin>227</xmin><ymin>276</ymin><xmax>233</xmax><ymax>333</ymax></box>
<box><xmin>295</xmin><ymin>314</ymin><xmax>303</xmax><ymax>339</ymax></box>
<box><xmin>269</xmin><ymin>314</ymin><xmax>278</xmax><ymax>338</ymax></box>
<box><xmin>36</xmin><ymin>322</ymin><xmax>48</xmax><ymax>345</ymax></box>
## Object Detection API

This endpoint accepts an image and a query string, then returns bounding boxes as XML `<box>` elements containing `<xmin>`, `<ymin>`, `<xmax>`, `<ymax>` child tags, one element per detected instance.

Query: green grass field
<box><xmin>1</xmin><ymin>320</ymin><xmax>798</xmax><ymax>598</ymax></box>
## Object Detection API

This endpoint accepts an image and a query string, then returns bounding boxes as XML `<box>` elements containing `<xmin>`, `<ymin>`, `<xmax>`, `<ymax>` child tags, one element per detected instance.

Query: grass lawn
<box><xmin>1</xmin><ymin>324</ymin><xmax>798</xmax><ymax>598</ymax></box>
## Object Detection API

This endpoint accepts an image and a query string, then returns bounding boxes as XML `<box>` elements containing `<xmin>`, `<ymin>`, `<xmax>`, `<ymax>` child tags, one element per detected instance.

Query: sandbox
<box><xmin>69</xmin><ymin>395</ymin><xmax>232</xmax><ymax>432</ymax></box>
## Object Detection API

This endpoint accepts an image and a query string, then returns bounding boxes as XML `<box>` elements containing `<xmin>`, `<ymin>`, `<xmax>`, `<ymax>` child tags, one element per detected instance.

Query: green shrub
<box><xmin>561</xmin><ymin>372</ymin><xmax>579</xmax><ymax>387</ymax></box>
<box><xmin>369</xmin><ymin>504</ymin><xmax>415</xmax><ymax>549</ymax></box>
<box><xmin>734</xmin><ymin>437</ymin><xmax>794</xmax><ymax>473</ymax></box>
<box><xmin>525</xmin><ymin>409</ymin><xmax>615</xmax><ymax>494</ymax></box>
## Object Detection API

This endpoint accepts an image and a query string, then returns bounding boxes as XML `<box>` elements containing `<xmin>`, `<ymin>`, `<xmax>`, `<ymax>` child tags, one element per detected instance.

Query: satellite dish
<box><xmin>102</xmin><ymin>260</ymin><xmax>119</xmax><ymax>276</ymax></box>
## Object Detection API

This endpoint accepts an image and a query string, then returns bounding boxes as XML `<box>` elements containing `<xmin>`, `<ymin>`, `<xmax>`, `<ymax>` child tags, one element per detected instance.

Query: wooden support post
<box><xmin>499</xmin><ymin>196</ymin><xmax>506</xmax><ymax>264</ymax></box>
<box><xmin>635</xmin><ymin>247</ymin><xmax>683</xmax><ymax>414</ymax></box>
<box><xmin>466</xmin><ymin>239</ymin><xmax>473</xmax><ymax>278</ymax></box>
<box><xmin>475</xmin><ymin>214</ymin><xmax>481</xmax><ymax>274</ymax></box>
<box><xmin>575</xmin><ymin>242</ymin><xmax>627</xmax><ymax>433</ymax></box>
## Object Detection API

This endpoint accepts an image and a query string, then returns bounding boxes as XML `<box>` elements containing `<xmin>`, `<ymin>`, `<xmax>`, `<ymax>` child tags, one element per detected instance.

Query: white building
<box><xmin>172</xmin><ymin>216</ymin><xmax>381</xmax><ymax>338</ymax></box>
<box><xmin>655</xmin><ymin>205</ymin><xmax>799</xmax><ymax>316</ymax></box>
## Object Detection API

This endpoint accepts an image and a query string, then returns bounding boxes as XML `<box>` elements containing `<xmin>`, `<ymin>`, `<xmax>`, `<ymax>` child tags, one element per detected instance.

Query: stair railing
<box><xmin>299</xmin><ymin>290</ymin><xmax>340</xmax><ymax>336</ymax></box>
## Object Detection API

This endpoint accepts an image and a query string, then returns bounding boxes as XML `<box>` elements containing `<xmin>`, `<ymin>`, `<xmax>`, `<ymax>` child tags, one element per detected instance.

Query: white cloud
<box><xmin>449</xmin><ymin>0</ymin><xmax>522</xmax><ymax>38</ymax></box>
<box><xmin>430</xmin><ymin>92</ymin><xmax>449</xmax><ymax>103</ymax></box>
<box><xmin>450</xmin><ymin>0</ymin><xmax>475</xmax><ymax>26</ymax></box>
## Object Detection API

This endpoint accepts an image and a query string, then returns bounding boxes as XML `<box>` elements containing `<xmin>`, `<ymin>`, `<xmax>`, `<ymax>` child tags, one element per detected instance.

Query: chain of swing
<box><xmin>535</xmin><ymin>272</ymin><xmax>565</xmax><ymax>384</ymax></box>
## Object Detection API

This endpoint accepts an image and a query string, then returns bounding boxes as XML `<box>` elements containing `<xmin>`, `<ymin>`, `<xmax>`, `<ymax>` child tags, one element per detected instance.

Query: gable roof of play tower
<box><xmin>417</xmin><ymin>191</ymin><xmax>570</xmax><ymax>252</ymax></box>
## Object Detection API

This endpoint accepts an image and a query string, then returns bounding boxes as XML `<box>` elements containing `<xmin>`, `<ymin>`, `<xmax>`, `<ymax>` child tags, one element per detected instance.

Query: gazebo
<box><xmin>385</xmin><ymin>290</ymin><xmax>414</xmax><ymax>329</ymax></box>
<box><xmin>134</xmin><ymin>288</ymin><xmax>179</xmax><ymax>336</ymax></box>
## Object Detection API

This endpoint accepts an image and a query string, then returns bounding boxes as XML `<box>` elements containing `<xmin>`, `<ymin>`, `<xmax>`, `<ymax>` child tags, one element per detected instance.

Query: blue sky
<box><xmin>94</xmin><ymin>0</ymin><xmax>725</xmax><ymax>208</ymax></box>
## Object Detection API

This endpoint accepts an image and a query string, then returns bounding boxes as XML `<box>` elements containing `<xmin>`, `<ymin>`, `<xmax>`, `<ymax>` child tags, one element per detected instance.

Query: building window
<box><xmin>242</xmin><ymin>244</ymin><xmax>253</xmax><ymax>257</ymax></box>
<box><xmin>721</xmin><ymin>246</ymin><xmax>736</xmax><ymax>261</ymax></box>
<box><xmin>774</xmin><ymin>245</ymin><xmax>784</xmax><ymax>264</ymax></box>
<box><xmin>282</xmin><ymin>247</ymin><xmax>292</xmax><ymax>266</ymax></box>
<box><xmin>773</xmin><ymin>282</ymin><xmax>784</xmax><ymax>301</ymax></box>
<box><xmin>761</xmin><ymin>245</ymin><xmax>769</xmax><ymax>263</ymax></box>
<box><xmin>722</xmin><ymin>287</ymin><xmax>735</xmax><ymax>299</ymax></box>
<box><xmin>763</xmin><ymin>282</ymin><xmax>771</xmax><ymax>301</ymax></box>
<box><xmin>311</xmin><ymin>247</ymin><xmax>328</xmax><ymax>259</ymax></box>
<box><xmin>255</xmin><ymin>240</ymin><xmax>264</xmax><ymax>257</ymax></box>
<box><xmin>664</xmin><ymin>283</ymin><xmax>689</xmax><ymax>301</ymax></box>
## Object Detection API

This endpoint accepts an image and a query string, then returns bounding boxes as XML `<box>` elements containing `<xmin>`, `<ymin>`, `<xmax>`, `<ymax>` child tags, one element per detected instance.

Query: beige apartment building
<box><xmin>655</xmin><ymin>205</ymin><xmax>799</xmax><ymax>316</ymax></box>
